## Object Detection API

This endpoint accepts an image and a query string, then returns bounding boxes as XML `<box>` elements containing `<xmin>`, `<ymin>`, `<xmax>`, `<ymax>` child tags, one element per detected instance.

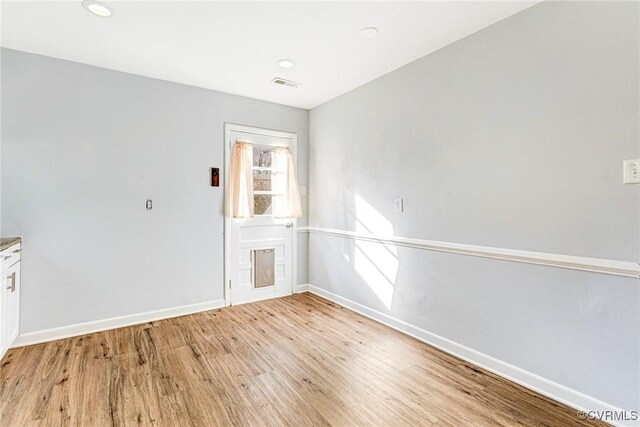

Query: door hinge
<box><xmin>229</xmin><ymin>280</ymin><xmax>232</xmax><ymax>289</ymax></box>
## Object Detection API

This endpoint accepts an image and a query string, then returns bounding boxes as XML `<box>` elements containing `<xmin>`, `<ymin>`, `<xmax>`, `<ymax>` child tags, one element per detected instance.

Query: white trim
<box><xmin>224</xmin><ymin>123</ymin><xmax>298</xmax><ymax>307</ymax></box>
<box><xmin>298</xmin><ymin>226</ymin><xmax>640</xmax><ymax>279</ymax></box>
<box><xmin>303</xmin><ymin>285</ymin><xmax>632</xmax><ymax>427</ymax></box>
<box><xmin>11</xmin><ymin>299</ymin><xmax>225</xmax><ymax>348</ymax></box>
<box><xmin>224</xmin><ymin>123</ymin><xmax>298</xmax><ymax>148</ymax></box>
<box><xmin>295</xmin><ymin>283</ymin><xmax>310</xmax><ymax>293</ymax></box>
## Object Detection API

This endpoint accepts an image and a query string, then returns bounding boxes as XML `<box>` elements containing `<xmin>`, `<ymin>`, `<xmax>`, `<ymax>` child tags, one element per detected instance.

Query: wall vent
<box><xmin>271</xmin><ymin>77</ymin><xmax>300</xmax><ymax>88</ymax></box>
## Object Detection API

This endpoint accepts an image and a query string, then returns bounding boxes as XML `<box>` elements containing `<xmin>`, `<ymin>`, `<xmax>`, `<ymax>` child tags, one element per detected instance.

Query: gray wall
<box><xmin>309</xmin><ymin>1</ymin><xmax>639</xmax><ymax>411</ymax></box>
<box><xmin>1</xmin><ymin>48</ymin><xmax>309</xmax><ymax>333</ymax></box>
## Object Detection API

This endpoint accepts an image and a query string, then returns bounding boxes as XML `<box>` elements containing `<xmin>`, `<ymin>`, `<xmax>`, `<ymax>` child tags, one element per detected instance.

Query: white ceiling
<box><xmin>1</xmin><ymin>1</ymin><xmax>537</xmax><ymax>109</ymax></box>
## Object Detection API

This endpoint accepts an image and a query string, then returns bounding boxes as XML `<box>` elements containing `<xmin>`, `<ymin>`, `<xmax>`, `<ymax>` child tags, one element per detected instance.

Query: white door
<box><xmin>225</xmin><ymin>124</ymin><xmax>297</xmax><ymax>305</ymax></box>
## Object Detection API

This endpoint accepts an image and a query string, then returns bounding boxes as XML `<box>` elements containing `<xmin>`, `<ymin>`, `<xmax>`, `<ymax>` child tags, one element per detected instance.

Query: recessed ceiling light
<box><xmin>81</xmin><ymin>0</ymin><xmax>112</xmax><ymax>17</ymax></box>
<box><xmin>359</xmin><ymin>27</ymin><xmax>379</xmax><ymax>38</ymax></box>
<box><xmin>276</xmin><ymin>59</ymin><xmax>296</xmax><ymax>69</ymax></box>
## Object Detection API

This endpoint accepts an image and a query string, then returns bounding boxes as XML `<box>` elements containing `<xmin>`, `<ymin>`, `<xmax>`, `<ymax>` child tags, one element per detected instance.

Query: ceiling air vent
<box><xmin>271</xmin><ymin>77</ymin><xmax>300</xmax><ymax>88</ymax></box>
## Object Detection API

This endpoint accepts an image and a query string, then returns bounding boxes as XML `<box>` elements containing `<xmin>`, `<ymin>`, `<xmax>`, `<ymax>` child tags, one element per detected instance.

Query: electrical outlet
<box><xmin>394</xmin><ymin>198</ymin><xmax>404</xmax><ymax>213</ymax></box>
<box><xmin>623</xmin><ymin>159</ymin><xmax>640</xmax><ymax>184</ymax></box>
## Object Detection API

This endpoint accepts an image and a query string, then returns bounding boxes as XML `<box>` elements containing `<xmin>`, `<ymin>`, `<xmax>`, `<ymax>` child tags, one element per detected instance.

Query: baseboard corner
<box><xmin>295</xmin><ymin>284</ymin><xmax>310</xmax><ymax>293</ymax></box>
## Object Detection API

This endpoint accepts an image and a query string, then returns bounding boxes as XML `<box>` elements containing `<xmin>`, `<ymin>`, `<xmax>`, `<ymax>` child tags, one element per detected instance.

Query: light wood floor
<box><xmin>0</xmin><ymin>293</ymin><xmax>604</xmax><ymax>427</ymax></box>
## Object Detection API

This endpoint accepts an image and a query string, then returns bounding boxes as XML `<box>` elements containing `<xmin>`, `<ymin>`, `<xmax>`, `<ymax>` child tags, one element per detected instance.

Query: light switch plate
<box><xmin>623</xmin><ymin>159</ymin><xmax>640</xmax><ymax>184</ymax></box>
<box><xmin>394</xmin><ymin>198</ymin><xmax>404</xmax><ymax>213</ymax></box>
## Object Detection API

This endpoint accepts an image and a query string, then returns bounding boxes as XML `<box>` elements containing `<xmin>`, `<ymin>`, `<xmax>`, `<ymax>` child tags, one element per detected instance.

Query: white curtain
<box><xmin>231</xmin><ymin>141</ymin><xmax>254</xmax><ymax>218</ymax></box>
<box><xmin>272</xmin><ymin>147</ymin><xmax>302</xmax><ymax>218</ymax></box>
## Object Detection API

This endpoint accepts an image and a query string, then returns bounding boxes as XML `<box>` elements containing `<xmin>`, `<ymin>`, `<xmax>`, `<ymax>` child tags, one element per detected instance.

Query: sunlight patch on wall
<box><xmin>355</xmin><ymin>194</ymin><xmax>394</xmax><ymax>238</ymax></box>
<box><xmin>355</xmin><ymin>246</ymin><xmax>395</xmax><ymax>308</ymax></box>
<box><xmin>353</xmin><ymin>194</ymin><xmax>398</xmax><ymax>309</ymax></box>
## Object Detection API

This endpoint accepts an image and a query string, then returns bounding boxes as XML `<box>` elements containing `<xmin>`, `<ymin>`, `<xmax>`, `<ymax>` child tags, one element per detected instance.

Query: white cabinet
<box><xmin>0</xmin><ymin>241</ymin><xmax>21</xmax><ymax>360</ymax></box>
<box><xmin>3</xmin><ymin>261</ymin><xmax>20</xmax><ymax>348</ymax></box>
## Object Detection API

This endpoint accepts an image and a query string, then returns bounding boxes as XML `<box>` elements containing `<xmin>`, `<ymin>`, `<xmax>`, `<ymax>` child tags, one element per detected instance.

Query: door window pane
<box><xmin>253</xmin><ymin>170</ymin><xmax>271</xmax><ymax>191</ymax></box>
<box><xmin>253</xmin><ymin>146</ymin><xmax>272</xmax><ymax>167</ymax></box>
<box><xmin>254</xmin><ymin>194</ymin><xmax>273</xmax><ymax>215</ymax></box>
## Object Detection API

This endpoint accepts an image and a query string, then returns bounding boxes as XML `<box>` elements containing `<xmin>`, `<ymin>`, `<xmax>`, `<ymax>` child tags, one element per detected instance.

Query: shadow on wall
<box><xmin>338</xmin><ymin>190</ymin><xmax>398</xmax><ymax>309</ymax></box>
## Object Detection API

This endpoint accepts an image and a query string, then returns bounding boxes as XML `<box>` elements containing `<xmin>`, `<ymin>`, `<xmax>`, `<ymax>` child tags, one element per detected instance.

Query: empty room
<box><xmin>0</xmin><ymin>1</ymin><xmax>638</xmax><ymax>426</ymax></box>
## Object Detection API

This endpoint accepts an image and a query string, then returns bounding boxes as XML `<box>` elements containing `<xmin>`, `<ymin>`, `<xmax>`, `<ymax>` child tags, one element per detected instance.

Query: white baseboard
<box><xmin>11</xmin><ymin>299</ymin><xmax>226</xmax><ymax>348</ymax></box>
<box><xmin>304</xmin><ymin>285</ymin><xmax>633</xmax><ymax>427</ymax></box>
<box><xmin>295</xmin><ymin>283</ymin><xmax>310</xmax><ymax>293</ymax></box>
<box><xmin>9</xmin><ymin>287</ymin><xmax>633</xmax><ymax>425</ymax></box>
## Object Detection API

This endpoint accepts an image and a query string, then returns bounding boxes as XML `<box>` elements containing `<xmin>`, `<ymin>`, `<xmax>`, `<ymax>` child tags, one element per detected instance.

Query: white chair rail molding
<box><xmin>298</xmin><ymin>226</ymin><xmax>640</xmax><ymax>278</ymax></box>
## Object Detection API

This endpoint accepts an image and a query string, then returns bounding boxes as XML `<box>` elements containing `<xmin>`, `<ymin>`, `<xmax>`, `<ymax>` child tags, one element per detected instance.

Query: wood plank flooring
<box><xmin>0</xmin><ymin>293</ymin><xmax>605</xmax><ymax>426</ymax></box>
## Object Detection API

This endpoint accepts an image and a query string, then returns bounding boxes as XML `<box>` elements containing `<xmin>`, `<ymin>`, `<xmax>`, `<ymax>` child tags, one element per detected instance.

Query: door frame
<box><xmin>223</xmin><ymin>123</ymin><xmax>298</xmax><ymax>307</ymax></box>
